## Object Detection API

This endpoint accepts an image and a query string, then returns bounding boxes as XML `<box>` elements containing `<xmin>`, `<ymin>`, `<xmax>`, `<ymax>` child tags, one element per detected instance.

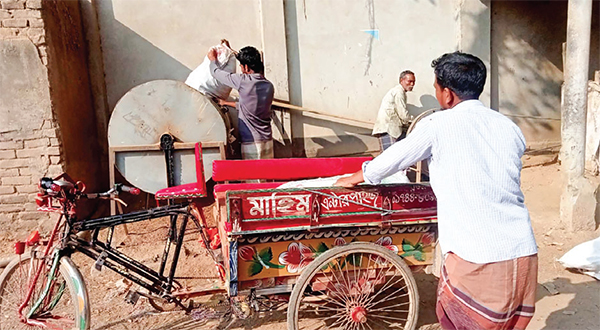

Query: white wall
<box><xmin>97</xmin><ymin>0</ymin><xmax>263</xmax><ymax>110</ymax></box>
<box><xmin>285</xmin><ymin>0</ymin><xmax>466</xmax><ymax>156</ymax></box>
<box><xmin>92</xmin><ymin>0</ymin><xmax>494</xmax><ymax>157</ymax></box>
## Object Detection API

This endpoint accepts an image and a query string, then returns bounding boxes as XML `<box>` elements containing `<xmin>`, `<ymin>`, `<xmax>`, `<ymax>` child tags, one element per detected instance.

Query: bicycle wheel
<box><xmin>287</xmin><ymin>242</ymin><xmax>419</xmax><ymax>330</ymax></box>
<box><xmin>0</xmin><ymin>254</ymin><xmax>90</xmax><ymax>330</ymax></box>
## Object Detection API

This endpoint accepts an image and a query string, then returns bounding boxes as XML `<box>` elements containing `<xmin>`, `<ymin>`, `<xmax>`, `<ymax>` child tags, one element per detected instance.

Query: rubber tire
<box><xmin>287</xmin><ymin>242</ymin><xmax>419</xmax><ymax>330</ymax></box>
<box><xmin>0</xmin><ymin>254</ymin><xmax>91</xmax><ymax>330</ymax></box>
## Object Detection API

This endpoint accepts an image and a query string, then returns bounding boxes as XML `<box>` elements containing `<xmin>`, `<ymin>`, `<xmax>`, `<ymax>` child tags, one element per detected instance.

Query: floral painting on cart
<box><xmin>236</xmin><ymin>232</ymin><xmax>436</xmax><ymax>286</ymax></box>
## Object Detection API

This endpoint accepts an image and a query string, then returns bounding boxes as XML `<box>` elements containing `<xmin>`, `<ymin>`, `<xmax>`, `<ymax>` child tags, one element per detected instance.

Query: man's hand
<box><xmin>207</xmin><ymin>48</ymin><xmax>217</xmax><ymax>61</ymax></box>
<box><xmin>334</xmin><ymin>176</ymin><xmax>358</xmax><ymax>188</ymax></box>
<box><xmin>333</xmin><ymin>171</ymin><xmax>365</xmax><ymax>188</ymax></box>
<box><xmin>218</xmin><ymin>99</ymin><xmax>236</xmax><ymax>107</ymax></box>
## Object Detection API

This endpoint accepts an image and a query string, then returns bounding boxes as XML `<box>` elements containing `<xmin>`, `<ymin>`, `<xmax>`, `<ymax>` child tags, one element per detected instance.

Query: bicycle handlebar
<box><xmin>120</xmin><ymin>185</ymin><xmax>140</xmax><ymax>195</ymax></box>
<box><xmin>38</xmin><ymin>177</ymin><xmax>140</xmax><ymax>201</ymax></box>
<box><xmin>84</xmin><ymin>183</ymin><xmax>140</xmax><ymax>199</ymax></box>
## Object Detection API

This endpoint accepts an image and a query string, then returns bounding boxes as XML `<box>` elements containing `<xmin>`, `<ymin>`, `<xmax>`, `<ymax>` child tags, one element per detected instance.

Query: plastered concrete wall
<box><xmin>586</xmin><ymin>78</ymin><xmax>600</xmax><ymax>174</ymax></box>
<box><xmin>285</xmin><ymin>0</ymin><xmax>490</xmax><ymax>156</ymax></box>
<box><xmin>95</xmin><ymin>0</ymin><xmax>264</xmax><ymax>111</ymax></box>
<box><xmin>93</xmin><ymin>0</ymin><xmax>493</xmax><ymax>158</ymax></box>
<box><xmin>491</xmin><ymin>0</ymin><xmax>600</xmax><ymax>149</ymax></box>
<box><xmin>88</xmin><ymin>0</ymin><xmax>600</xmax><ymax>156</ymax></box>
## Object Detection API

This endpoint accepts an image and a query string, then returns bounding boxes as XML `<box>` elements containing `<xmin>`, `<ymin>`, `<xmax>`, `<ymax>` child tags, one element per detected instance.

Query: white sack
<box><xmin>558</xmin><ymin>236</ymin><xmax>600</xmax><ymax>280</ymax></box>
<box><xmin>185</xmin><ymin>43</ymin><xmax>236</xmax><ymax>100</ymax></box>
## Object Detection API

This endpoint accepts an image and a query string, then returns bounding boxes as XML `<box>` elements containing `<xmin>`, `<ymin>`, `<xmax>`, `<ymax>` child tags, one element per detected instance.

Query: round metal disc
<box><xmin>108</xmin><ymin>80</ymin><xmax>227</xmax><ymax>194</ymax></box>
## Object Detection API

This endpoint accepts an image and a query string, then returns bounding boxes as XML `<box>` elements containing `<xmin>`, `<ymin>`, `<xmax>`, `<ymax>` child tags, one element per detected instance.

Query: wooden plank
<box><xmin>109</xmin><ymin>142</ymin><xmax>223</xmax><ymax>153</ymax></box>
<box><xmin>272</xmin><ymin>100</ymin><xmax>374</xmax><ymax>127</ymax></box>
<box><xmin>109</xmin><ymin>147</ymin><xmax>116</xmax><ymax>215</ymax></box>
<box><xmin>108</xmin><ymin>141</ymin><xmax>226</xmax><ymax>212</ymax></box>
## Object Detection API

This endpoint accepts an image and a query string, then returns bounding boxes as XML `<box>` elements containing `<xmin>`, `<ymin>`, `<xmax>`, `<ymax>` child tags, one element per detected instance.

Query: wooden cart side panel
<box><xmin>228</xmin><ymin>240</ymin><xmax>238</xmax><ymax>296</ymax></box>
<box><xmin>236</xmin><ymin>231</ymin><xmax>436</xmax><ymax>282</ymax></box>
<box><xmin>225</xmin><ymin>185</ymin><xmax>437</xmax><ymax>234</ymax></box>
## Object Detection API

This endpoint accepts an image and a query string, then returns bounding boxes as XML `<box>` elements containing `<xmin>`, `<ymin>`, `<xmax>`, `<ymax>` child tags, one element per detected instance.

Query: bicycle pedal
<box><xmin>124</xmin><ymin>290</ymin><xmax>140</xmax><ymax>305</ymax></box>
<box><xmin>94</xmin><ymin>251</ymin><xmax>108</xmax><ymax>271</ymax></box>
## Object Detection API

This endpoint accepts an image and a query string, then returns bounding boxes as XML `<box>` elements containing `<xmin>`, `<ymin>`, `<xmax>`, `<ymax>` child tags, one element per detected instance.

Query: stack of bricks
<box><xmin>0</xmin><ymin>0</ymin><xmax>63</xmax><ymax>235</ymax></box>
<box><xmin>0</xmin><ymin>0</ymin><xmax>46</xmax><ymax>64</ymax></box>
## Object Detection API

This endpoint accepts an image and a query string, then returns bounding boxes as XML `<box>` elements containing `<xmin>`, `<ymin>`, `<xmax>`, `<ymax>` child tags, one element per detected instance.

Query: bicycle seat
<box><xmin>155</xmin><ymin>143</ymin><xmax>207</xmax><ymax>200</ymax></box>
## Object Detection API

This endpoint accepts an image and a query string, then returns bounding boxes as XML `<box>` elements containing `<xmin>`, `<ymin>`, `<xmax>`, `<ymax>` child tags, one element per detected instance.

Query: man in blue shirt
<box><xmin>208</xmin><ymin>46</ymin><xmax>275</xmax><ymax>159</ymax></box>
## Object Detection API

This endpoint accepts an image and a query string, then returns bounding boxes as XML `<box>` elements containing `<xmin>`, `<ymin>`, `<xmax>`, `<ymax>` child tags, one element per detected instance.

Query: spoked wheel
<box><xmin>0</xmin><ymin>254</ymin><xmax>90</xmax><ymax>330</ymax></box>
<box><xmin>287</xmin><ymin>242</ymin><xmax>419</xmax><ymax>330</ymax></box>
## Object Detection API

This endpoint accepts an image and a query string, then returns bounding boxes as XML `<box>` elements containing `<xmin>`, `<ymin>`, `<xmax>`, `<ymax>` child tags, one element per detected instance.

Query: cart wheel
<box><xmin>287</xmin><ymin>242</ymin><xmax>419</xmax><ymax>330</ymax></box>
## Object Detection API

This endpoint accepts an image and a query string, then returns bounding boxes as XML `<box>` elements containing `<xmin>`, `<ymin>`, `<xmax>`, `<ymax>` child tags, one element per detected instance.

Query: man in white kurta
<box><xmin>336</xmin><ymin>52</ymin><xmax>537</xmax><ymax>330</ymax></box>
<box><xmin>372</xmin><ymin>70</ymin><xmax>415</xmax><ymax>151</ymax></box>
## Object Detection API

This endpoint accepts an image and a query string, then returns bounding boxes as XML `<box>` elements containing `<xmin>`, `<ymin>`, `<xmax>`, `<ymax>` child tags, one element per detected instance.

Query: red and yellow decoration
<box><xmin>237</xmin><ymin>231</ymin><xmax>436</xmax><ymax>282</ymax></box>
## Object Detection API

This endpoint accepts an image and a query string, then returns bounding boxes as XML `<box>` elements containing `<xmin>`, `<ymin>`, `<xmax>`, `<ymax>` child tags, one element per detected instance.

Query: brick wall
<box><xmin>0</xmin><ymin>0</ymin><xmax>46</xmax><ymax>63</ymax></box>
<box><xmin>0</xmin><ymin>0</ymin><xmax>64</xmax><ymax>239</ymax></box>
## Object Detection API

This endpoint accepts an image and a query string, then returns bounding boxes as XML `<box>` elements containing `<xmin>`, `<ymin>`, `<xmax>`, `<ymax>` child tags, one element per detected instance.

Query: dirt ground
<box><xmin>1</xmin><ymin>156</ymin><xmax>599</xmax><ymax>330</ymax></box>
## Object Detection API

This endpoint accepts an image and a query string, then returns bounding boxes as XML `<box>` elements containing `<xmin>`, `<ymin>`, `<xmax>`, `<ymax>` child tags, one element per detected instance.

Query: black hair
<box><xmin>431</xmin><ymin>52</ymin><xmax>486</xmax><ymax>100</ymax></box>
<box><xmin>399</xmin><ymin>70</ymin><xmax>414</xmax><ymax>81</ymax></box>
<box><xmin>236</xmin><ymin>46</ymin><xmax>264</xmax><ymax>74</ymax></box>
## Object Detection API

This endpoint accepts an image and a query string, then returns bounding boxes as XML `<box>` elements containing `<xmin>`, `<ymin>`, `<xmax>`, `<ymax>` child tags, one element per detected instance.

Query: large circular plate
<box><xmin>108</xmin><ymin>80</ymin><xmax>227</xmax><ymax>194</ymax></box>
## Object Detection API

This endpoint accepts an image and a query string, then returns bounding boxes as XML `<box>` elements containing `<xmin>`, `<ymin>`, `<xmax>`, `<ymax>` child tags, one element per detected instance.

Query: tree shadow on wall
<box><xmin>488</xmin><ymin>0</ymin><xmax>581</xmax><ymax>139</ymax></box>
<box><xmin>408</xmin><ymin>94</ymin><xmax>440</xmax><ymax>118</ymax></box>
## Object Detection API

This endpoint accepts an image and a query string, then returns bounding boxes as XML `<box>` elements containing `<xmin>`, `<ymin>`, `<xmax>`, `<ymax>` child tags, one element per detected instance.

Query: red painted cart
<box><xmin>157</xmin><ymin>153</ymin><xmax>439</xmax><ymax>329</ymax></box>
<box><xmin>0</xmin><ymin>144</ymin><xmax>437</xmax><ymax>330</ymax></box>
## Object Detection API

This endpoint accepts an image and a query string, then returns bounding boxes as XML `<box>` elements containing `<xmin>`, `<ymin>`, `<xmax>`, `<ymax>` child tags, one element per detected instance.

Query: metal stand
<box><xmin>108</xmin><ymin>141</ymin><xmax>226</xmax><ymax>216</ymax></box>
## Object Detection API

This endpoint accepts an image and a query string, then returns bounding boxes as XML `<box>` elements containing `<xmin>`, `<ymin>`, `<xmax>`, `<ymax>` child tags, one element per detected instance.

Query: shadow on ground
<box><xmin>537</xmin><ymin>276</ymin><xmax>600</xmax><ymax>330</ymax></box>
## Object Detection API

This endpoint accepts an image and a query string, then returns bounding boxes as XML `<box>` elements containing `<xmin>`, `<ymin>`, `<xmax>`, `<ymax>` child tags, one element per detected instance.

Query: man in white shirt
<box><xmin>335</xmin><ymin>52</ymin><xmax>537</xmax><ymax>330</ymax></box>
<box><xmin>372</xmin><ymin>70</ymin><xmax>415</xmax><ymax>151</ymax></box>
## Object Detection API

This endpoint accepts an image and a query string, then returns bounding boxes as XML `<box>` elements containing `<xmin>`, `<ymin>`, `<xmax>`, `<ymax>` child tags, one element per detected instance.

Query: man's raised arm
<box><xmin>207</xmin><ymin>48</ymin><xmax>242</xmax><ymax>90</ymax></box>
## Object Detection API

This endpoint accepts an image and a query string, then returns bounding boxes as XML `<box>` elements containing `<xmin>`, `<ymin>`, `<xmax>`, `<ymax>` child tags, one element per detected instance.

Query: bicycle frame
<box><xmin>18</xmin><ymin>202</ymin><xmax>213</xmax><ymax>326</ymax></box>
<box><xmin>73</xmin><ymin>204</ymin><xmax>201</xmax><ymax>296</ymax></box>
<box><xmin>17</xmin><ymin>211</ymin><xmax>66</xmax><ymax>326</ymax></box>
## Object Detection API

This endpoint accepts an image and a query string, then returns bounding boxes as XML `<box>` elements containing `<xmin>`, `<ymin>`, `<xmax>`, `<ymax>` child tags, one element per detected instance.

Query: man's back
<box><xmin>423</xmin><ymin>100</ymin><xmax>537</xmax><ymax>263</ymax></box>
<box><xmin>342</xmin><ymin>52</ymin><xmax>539</xmax><ymax>330</ymax></box>
<box><xmin>236</xmin><ymin>73</ymin><xmax>274</xmax><ymax>143</ymax></box>
<box><xmin>209</xmin><ymin>65</ymin><xmax>274</xmax><ymax>143</ymax></box>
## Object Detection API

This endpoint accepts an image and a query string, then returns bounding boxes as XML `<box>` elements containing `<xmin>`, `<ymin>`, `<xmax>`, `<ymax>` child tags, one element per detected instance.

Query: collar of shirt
<box><xmin>448</xmin><ymin>99</ymin><xmax>483</xmax><ymax>111</ymax></box>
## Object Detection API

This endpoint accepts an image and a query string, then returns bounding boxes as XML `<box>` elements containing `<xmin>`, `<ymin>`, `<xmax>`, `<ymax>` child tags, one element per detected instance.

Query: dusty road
<box><xmin>1</xmin><ymin>158</ymin><xmax>599</xmax><ymax>329</ymax></box>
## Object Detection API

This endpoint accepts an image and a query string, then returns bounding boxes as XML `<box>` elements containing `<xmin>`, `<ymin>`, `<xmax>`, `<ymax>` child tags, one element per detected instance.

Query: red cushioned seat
<box><xmin>155</xmin><ymin>182</ymin><xmax>207</xmax><ymax>199</ymax></box>
<box><xmin>155</xmin><ymin>143</ymin><xmax>207</xmax><ymax>200</ymax></box>
<box><xmin>213</xmin><ymin>182</ymin><xmax>283</xmax><ymax>193</ymax></box>
<box><xmin>212</xmin><ymin>157</ymin><xmax>371</xmax><ymax>182</ymax></box>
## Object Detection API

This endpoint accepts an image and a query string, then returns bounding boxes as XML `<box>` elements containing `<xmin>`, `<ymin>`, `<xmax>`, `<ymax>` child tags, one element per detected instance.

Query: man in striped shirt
<box><xmin>335</xmin><ymin>52</ymin><xmax>538</xmax><ymax>330</ymax></box>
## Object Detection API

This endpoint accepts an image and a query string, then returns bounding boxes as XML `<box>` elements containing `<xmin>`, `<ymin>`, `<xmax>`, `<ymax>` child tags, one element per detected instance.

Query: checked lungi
<box><xmin>436</xmin><ymin>252</ymin><xmax>538</xmax><ymax>330</ymax></box>
<box><xmin>377</xmin><ymin>129</ymin><xmax>407</xmax><ymax>151</ymax></box>
<box><xmin>241</xmin><ymin>139</ymin><xmax>274</xmax><ymax>160</ymax></box>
